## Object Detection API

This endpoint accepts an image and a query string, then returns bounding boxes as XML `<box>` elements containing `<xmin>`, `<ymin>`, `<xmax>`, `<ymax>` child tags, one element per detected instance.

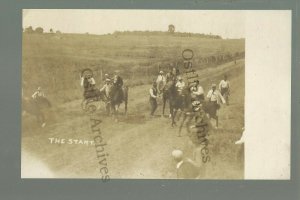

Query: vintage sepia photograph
<box><xmin>21</xmin><ymin>9</ymin><xmax>246</xmax><ymax>179</ymax></box>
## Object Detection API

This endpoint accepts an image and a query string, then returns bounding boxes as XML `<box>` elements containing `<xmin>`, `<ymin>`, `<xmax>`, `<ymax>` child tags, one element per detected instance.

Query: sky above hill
<box><xmin>23</xmin><ymin>9</ymin><xmax>245</xmax><ymax>39</ymax></box>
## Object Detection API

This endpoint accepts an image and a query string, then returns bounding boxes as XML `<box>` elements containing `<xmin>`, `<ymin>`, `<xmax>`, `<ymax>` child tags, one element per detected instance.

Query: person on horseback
<box><xmin>166</xmin><ymin>67</ymin><xmax>179</xmax><ymax>83</ymax></box>
<box><xmin>190</xmin><ymin>80</ymin><xmax>204</xmax><ymax>101</ymax></box>
<box><xmin>149</xmin><ymin>81</ymin><xmax>158</xmax><ymax>116</ymax></box>
<box><xmin>32</xmin><ymin>87</ymin><xmax>45</xmax><ymax>99</ymax></box>
<box><xmin>206</xmin><ymin>83</ymin><xmax>226</xmax><ymax>128</ymax></box>
<box><xmin>156</xmin><ymin>70</ymin><xmax>166</xmax><ymax>94</ymax></box>
<box><xmin>207</xmin><ymin>84</ymin><xmax>225</xmax><ymax>107</ymax></box>
<box><xmin>104</xmin><ymin>73</ymin><xmax>111</xmax><ymax>81</ymax></box>
<box><xmin>31</xmin><ymin>86</ymin><xmax>51</xmax><ymax>107</ymax></box>
<box><xmin>80</xmin><ymin>74</ymin><xmax>97</xmax><ymax>99</ymax></box>
<box><xmin>219</xmin><ymin>75</ymin><xmax>230</xmax><ymax>105</ymax></box>
<box><xmin>100</xmin><ymin>78</ymin><xmax>112</xmax><ymax>102</ymax></box>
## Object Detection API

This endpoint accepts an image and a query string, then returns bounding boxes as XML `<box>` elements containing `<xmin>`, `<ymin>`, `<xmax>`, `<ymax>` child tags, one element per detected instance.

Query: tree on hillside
<box><xmin>50</xmin><ymin>28</ymin><xmax>53</xmax><ymax>33</ymax></box>
<box><xmin>25</xmin><ymin>26</ymin><xmax>34</xmax><ymax>33</ymax></box>
<box><xmin>168</xmin><ymin>24</ymin><xmax>175</xmax><ymax>33</ymax></box>
<box><xmin>56</xmin><ymin>30</ymin><xmax>62</xmax><ymax>34</ymax></box>
<box><xmin>35</xmin><ymin>27</ymin><xmax>44</xmax><ymax>34</ymax></box>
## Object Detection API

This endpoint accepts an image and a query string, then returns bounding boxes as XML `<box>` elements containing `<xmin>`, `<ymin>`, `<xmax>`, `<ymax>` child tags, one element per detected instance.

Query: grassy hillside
<box><xmin>22</xmin><ymin>32</ymin><xmax>244</xmax><ymax>102</ymax></box>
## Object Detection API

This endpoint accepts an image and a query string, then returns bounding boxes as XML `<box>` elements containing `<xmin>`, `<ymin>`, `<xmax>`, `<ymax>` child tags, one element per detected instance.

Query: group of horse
<box><xmin>81</xmin><ymin>84</ymin><xmax>129</xmax><ymax>116</ymax></box>
<box><xmin>160</xmin><ymin>79</ymin><xmax>220</xmax><ymax>132</ymax></box>
<box><xmin>22</xmin><ymin>76</ymin><xmax>220</xmax><ymax>132</ymax></box>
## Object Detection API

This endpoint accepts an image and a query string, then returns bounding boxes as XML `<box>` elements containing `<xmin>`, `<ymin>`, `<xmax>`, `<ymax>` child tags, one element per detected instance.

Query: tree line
<box><xmin>23</xmin><ymin>26</ymin><xmax>62</xmax><ymax>34</ymax></box>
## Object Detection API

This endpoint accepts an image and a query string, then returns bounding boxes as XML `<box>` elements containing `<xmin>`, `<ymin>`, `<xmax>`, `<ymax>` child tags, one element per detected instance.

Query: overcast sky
<box><xmin>23</xmin><ymin>9</ymin><xmax>245</xmax><ymax>39</ymax></box>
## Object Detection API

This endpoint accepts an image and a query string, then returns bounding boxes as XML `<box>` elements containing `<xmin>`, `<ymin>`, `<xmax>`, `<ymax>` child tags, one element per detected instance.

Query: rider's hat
<box><xmin>37</xmin><ymin>87</ymin><xmax>42</xmax><ymax>90</ymax></box>
<box><xmin>159</xmin><ymin>70</ymin><xmax>164</xmax><ymax>74</ymax></box>
<box><xmin>105</xmin><ymin>78</ymin><xmax>111</xmax><ymax>82</ymax></box>
<box><xmin>212</xmin><ymin>83</ymin><xmax>217</xmax><ymax>88</ymax></box>
<box><xmin>178</xmin><ymin>76</ymin><xmax>183</xmax><ymax>80</ymax></box>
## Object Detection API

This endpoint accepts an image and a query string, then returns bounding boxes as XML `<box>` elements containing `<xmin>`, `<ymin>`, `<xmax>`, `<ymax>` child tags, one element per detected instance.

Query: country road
<box><xmin>22</xmin><ymin>59</ymin><xmax>244</xmax><ymax>179</ymax></box>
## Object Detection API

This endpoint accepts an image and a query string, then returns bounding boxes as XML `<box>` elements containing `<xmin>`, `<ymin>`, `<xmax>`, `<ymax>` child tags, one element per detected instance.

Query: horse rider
<box><xmin>206</xmin><ymin>83</ymin><xmax>225</xmax><ymax>117</ymax></box>
<box><xmin>166</xmin><ymin>67</ymin><xmax>179</xmax><ymax>83</ymax></box>
<box><xmin>104</xmin><ymin>73</ymin><xmax>111</xmax><ymax>81</ymax></box>
<box><xmin>32</xmin><ymin>86</ymin><xmax>45</xmax><ymax>99</ymax></box>
<box><xmin>149</xmin><ymin>81</ymin><xmax>158</xmax><ymax>116</ymax></box>
<box><xmin>32</xmin><ymin>86</ymin><xmax>51</xmax><ymax>107</ymax></box>
<box><xmin>190</xmin><ymin>80</ymin><xmax>204</xmax><ymax>101</ymax></box>
<box><xmin>112</xmin><ymin>74</ymin><xmax>124</xmax><ymax>103</ymax></box>
<box><xmin>175</xmin><ymin>76</ymin><xmax>185</xmax><ymax>94</ymax></box>
<box><xmin>219</xmin><ymin>75</ymin><xmax>230</xmax><ymax>104</ymax></box>
<box><xmin>100</xmin><ymin>78</ymin><xmax>112</xmax><ymax>102</ymax></box>
<box><xmin>156</xmin><ymin>70</ymin><xmax>166</xmax><ymax>94</ymax></box>
<box><xmin>80</xmin><ymin>74</ymin><xmax>97</xmax><ymax>99</ymax></box>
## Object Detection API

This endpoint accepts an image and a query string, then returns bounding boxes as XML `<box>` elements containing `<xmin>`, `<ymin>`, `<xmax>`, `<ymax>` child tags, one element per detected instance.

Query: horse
<box><xmin>162</xmin><ymin>80</ymin><xmax>186</xmax><ymax>126</ymax></box>
<box><xmin>201</xmin><ymin>100</ymin><xmax>220</xmax><ymax>128</ymax></box>
<box><xmin>22</xmin><ymin>97</ymin><xmax>51</xmax><ymax>127</ymax></box>
<box><xmin>109</xmin><ymin>85</ymin><xmax>128</xmax><ymax>116</ymax></box>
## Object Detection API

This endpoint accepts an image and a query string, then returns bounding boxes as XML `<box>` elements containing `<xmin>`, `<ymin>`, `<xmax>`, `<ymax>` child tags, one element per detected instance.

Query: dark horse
<box><xmin>177</xmin><ymin>92</ymin><xmax>213</xmax><ymax>137</ymax></box>
<box><xmin>176</xmin><ymin>93</ymin><xmax>220</xmax><ymax>135</ymax></box>
<box><xmin>163</xmin><ymin>83</ymin><xmax>215</xmax><ymax>135</ymax></box>
<box><xmin>109</xmin><ymin>85</ymin><xmax>128</xmax><ymax>115</ymax></box>
<box><xmin>22</xmin><ymin>97</ymin><xmax>51</xmax><ymax>127</ymax></box>
<box><xmin>162</xmin><ymin>80</ymin><xmax>187</xmax><ymax>126</ymax></box>
<box><xmin>201</xmin><ymin>100</ymin><xmax>220</xmax><ymax>128</ymax></box>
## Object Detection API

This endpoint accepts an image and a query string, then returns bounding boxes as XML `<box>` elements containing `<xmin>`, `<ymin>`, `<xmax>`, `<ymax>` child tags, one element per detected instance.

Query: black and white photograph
<box><xmin>21</xmin><ymin>9</ymin><xmax>290</xmax><ymax>180</ymax></box>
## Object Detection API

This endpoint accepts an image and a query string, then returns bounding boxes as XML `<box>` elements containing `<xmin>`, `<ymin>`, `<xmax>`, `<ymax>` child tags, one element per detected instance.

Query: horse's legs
<box><xmin>178</xmin><ymin>113</ymin><xmax>187</xmax><ymax>136</ymax></box>
<box><xmin>169</xmin><ymin>102</ymin><xmax>173</xmax><ymax>118</ymax></box>
<box><xmin>162</xmin><ymin>96</ymin><xmax>166</xmax><ymax>116</ymax></box>
<box><xmin>226</xmin><ymin>94</ymin><xmax>229</xmax><ymax>105</ymax></box>
<box><xmin>210</xmin><ymin>115</ymin><xmax>218</xmax><ymax>129</ymax></box>
<box><xmin>173</xmin><ymin>109</ymin><xmax>178</xmax><ymax>122</ymax></box>
<box><xmin>177</xmin><ymin>109</ymin><xmax>183</xmax><ymax>121</ymax></box>
<box><xmin>124</xmin><ymin>99</ymin><xmax>128</xmax><ymax>115</ymax></box>
<box><xmin>170</xmin><ymin>105</ymin><xmax>176</xmax><ymax>127</ymax></box>
<box><xmin>110</xmin><ymin>103</ymin><xmax>115</xmax><ymax>115</ymax></box>
<box><xmin>106</xmin><ymin>102</ymin><xmax>111</xmax><ymax>116</ymax></box>
<box><xmin>37</xmin><ymin>113</ymin><xmax>46</xmax><ymax>127</ymax></box>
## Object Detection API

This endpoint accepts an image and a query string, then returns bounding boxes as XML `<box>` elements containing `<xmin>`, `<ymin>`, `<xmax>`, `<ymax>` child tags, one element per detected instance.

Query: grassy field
<box><xmin>22</xmin><ymin>32</ymin><xmax>244</xmax><ymax>179</ymax></box>
<box><xmin>22</xmin><ymin>32</ymin><xmax>244</xmax><ymax>102</ymax></box>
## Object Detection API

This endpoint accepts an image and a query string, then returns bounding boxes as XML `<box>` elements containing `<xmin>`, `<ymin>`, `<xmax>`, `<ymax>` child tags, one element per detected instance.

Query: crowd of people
<box><xmin>79</xmin><ymin>72</ymin><xmax>125</xmax><ymax>105</ymax></box>
<box><xmin>149</xmin><ymin>67</ymin><xmax>230</xmax><ymax>119</ymax></box>
<box><xmin>30</xmin><ymin>67</ymin><xmax>230</xmax><ymax>120</ymax></box>
<box><xmin>28</xmin><ymin>66</ymin><xmax>236</xmax><ymax>179</ymax></box>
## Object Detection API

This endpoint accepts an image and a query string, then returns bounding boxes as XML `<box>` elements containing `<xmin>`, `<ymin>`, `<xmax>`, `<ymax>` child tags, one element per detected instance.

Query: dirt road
<box><xmin>22</xmin><ymin>59</ymin><xmax>244</xmax><ymax>179</ymax></box>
